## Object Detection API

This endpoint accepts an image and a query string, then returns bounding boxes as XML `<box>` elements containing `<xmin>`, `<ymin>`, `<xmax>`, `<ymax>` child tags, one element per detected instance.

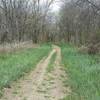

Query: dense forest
<box><xmin>0</xmin><ymin>0</ymin><xmax>100</xmax><ymax>53</ymax></box>
<box><xmin>0</xmin><ymin>0</ymin><xmax>57</xmax><ymax>44</ymax></box>
<box><xmin>59</xmin><ymin>0</ymin><xmax>100</xmax><ymax>54</ymax></box>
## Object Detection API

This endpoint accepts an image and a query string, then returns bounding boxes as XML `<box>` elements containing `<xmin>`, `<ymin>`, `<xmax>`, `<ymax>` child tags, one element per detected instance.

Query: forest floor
<box><xmin>0</xmin><ymin>45</ymin><xmax>70</xmax><ymax>100</ymax></box>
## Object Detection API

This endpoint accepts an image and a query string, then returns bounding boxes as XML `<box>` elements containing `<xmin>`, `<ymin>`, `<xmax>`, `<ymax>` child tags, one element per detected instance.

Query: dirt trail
<box><xmin>36</xmin><ymin>46</ymin><xmax>70</xmax><ymax>100</ymax></box>
<box><xmin>1</xmin><ymin>46</ymin><xmax>70</xmax><ymax>100</ymax></box>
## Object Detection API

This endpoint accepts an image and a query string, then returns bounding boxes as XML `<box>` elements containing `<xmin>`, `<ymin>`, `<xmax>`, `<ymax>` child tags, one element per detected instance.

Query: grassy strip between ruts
<box><xmin>0</xmin><ymin>44</ymin><xmax>51</xmax><ymax>96</ymax></box>
<box><xmin>47</xmin><ymin>52</ymin><xmax>57</xmax><ymax>72</ymax></box>
<box><xmin>61</xmin><ymin>44</ymin><xmax>100</xmax><ymax>100</ymax></box>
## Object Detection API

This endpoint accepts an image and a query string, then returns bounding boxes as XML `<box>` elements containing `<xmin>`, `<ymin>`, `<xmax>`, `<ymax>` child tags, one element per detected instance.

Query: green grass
<box><xmin>47</xmin><ymin>52</ymin><xmax>57</xmax><ymax>72</ymax></box>
<box><xmin>0</xmin><ymin>44</ymin><xmax>51</xmax><ymax>96</ymax></box>
<box><xmin>61</xmin><ymin>44</ymin><xmax>100</xmax><ymax>100</ymax></box>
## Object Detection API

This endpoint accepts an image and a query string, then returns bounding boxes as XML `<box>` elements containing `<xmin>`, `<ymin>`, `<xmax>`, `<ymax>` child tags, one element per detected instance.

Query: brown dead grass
<box><xmin>0</xmin><ymin>41</ymin><xmax>39</xmax><ymax>53</ymax></box>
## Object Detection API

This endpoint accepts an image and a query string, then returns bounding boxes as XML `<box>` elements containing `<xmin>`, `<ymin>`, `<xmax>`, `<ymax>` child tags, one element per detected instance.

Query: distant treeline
<box><xmin>0</xmin><ymin>0</ymin><xmax>57</xmax><ymax>44</ymax></box>
<box><xmin>59</xmin><ymin>0</ymin><xmax>100</xmax><ymax>45</ymax></box>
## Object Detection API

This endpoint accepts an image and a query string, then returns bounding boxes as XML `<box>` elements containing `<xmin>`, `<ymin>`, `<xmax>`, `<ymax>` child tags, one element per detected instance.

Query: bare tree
<box><xmin>0</xmin><ymin>0</ymin><xmax>56</xmax><ymax>45</ymax></box>
<box><xmin>59</xmin><ymin>0</ymin><xmax>100</xmax><ymax>53</ymax></box>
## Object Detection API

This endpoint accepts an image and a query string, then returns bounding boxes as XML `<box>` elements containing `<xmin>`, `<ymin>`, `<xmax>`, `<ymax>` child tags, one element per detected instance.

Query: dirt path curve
<box><xmin>0</xmin><ymin>45</ymin><xmax>70</xmax><ymax>100</ymax></box>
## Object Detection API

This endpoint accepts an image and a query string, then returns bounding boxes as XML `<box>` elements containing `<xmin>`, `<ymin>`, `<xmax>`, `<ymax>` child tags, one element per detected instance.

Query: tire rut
<box><xmin>36</xmin><ymin>46</ymin><xmax>70</xmax><ymax>100</ymax></box>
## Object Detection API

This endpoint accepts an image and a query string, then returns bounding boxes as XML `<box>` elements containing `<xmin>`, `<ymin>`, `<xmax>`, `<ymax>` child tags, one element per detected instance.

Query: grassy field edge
<box><xmin>61</xmin><ymin>44</ymin><xmax>100</xmax><ymax>100</ymax></box>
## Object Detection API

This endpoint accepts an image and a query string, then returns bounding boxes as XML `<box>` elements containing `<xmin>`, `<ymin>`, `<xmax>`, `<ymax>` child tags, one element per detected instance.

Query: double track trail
<box><xmin>1</xmin><ymin>46</ymin><xmax>70</xmax><ymax>100</ymax></box>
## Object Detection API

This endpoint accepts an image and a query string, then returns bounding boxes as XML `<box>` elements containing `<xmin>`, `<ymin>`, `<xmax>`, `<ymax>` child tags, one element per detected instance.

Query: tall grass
<box><xmin>61</xmin><ymin>44</ymin><xmax>100</xmax><ymax>100</ymax></box>
<box><xmin>0</xmin><ymin>45</ymin><xmax>51</xmax><ymax>96</ymax></box>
